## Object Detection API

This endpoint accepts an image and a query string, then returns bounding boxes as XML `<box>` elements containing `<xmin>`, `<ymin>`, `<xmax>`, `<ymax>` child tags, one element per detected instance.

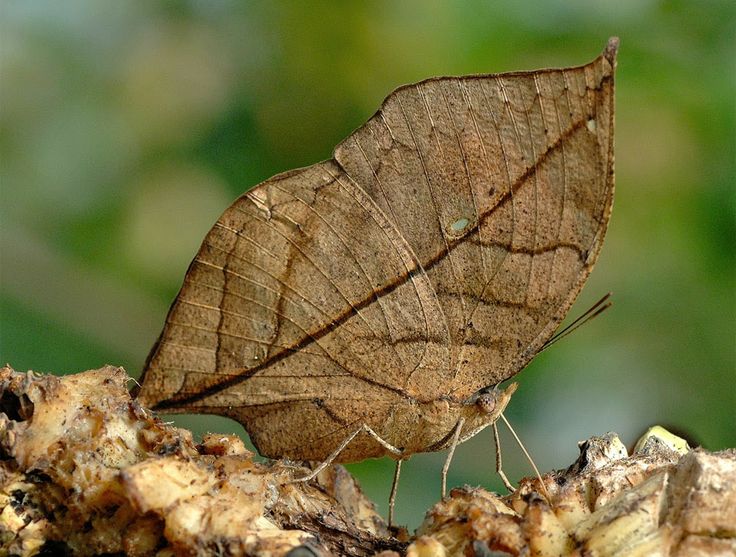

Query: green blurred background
<box><xmin>1</xmin><ymin>1</ymin><xmax>734</xmax><ymax>527</ymax></box>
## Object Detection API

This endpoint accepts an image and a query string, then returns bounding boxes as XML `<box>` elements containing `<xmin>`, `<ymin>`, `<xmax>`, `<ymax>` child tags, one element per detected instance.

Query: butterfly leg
<box><xmin>388</xmin><ymin>458</ymin><xmax>404</xmax><ymax>527</ymax></box>
<box><xmin>292</xmin><ymin>423</ymin><xmax>403</xmax><ymax>483</ymax></box>
<box><xmin>493</xmin><ymin>421</ymin><xmax>516</xmax><ymax>493</ymax></box>
<box><xmin>440</xmin><ymin>417</ymin><xmax>466</xmax><ymax>498</ymax></box>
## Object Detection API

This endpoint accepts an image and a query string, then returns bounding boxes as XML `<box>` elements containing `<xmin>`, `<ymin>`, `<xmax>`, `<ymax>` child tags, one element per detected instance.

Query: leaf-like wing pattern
<box><xmin>138</xmin><ymin>39</ymin><xmax>617</xmax><ymax>461</ymax></box>
<box><xmin>335</xmin><ymin>42</ymin><xmax>615</xmax><ymax>398</ymax></box>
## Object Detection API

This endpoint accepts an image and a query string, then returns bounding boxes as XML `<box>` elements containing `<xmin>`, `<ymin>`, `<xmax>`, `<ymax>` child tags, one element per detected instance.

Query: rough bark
<box><xmin>1</xmin><ymin>365</ymin><xmax>733</xmax><ymax>556</ymax></box>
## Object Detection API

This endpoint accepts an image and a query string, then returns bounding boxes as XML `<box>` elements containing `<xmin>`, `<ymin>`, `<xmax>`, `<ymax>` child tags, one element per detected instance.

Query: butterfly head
<box><xmin>447</xmin><ymin>382</ymin><xmax>519</xmax><ymax>448</ymax></box>
<box><xmin>472</xmin><ymin>382</ymin><xmax>518</xmax><ymax>419</ymax></box>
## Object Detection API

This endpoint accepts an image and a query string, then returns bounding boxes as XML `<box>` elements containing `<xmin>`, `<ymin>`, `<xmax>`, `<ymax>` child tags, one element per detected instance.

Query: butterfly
<box><xmin>137</xmin><ymin>38</ymin><xmax>617</xmax><ymax>524</ymax></box>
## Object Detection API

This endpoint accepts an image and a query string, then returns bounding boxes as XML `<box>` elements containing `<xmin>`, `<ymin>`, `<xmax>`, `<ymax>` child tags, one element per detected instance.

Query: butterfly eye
<box><xmin>476</xmin><ymin>393</ymin><xmax>497</xmax><ymax>415</ymax></box>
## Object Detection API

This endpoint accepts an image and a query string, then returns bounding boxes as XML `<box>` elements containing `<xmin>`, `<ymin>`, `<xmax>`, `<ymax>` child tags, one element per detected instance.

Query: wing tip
<box><xmin>604</xmin><ymin>37</ymin><xmax>620</xmax><ymax>66</ymax></box>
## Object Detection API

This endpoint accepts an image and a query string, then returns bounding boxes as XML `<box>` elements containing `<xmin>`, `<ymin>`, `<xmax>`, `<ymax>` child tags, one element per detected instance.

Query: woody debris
<box><xmin>1</xmin><ymin>365</ymin><xmax>734</xmax><ymax>556</ymax></box>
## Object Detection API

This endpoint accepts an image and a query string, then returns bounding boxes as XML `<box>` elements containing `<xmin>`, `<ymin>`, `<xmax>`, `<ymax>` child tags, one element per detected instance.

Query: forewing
<box><xmin>334</xmin><ymin>40</ymin><xmax>617</xmax><ymax>397</ymax></box>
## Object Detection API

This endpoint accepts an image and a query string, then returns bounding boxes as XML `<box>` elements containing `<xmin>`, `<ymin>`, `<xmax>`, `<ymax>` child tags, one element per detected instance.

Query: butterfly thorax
<box><xmin>377</xmin><ymin>382</ymin><xmax>517</xmax><ymax>457</ymax></box>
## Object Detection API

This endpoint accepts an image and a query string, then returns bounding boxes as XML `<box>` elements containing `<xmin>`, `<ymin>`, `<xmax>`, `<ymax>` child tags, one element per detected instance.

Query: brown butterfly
<box><xmin>137</xmin><ymin>38</ymin><xmax>617</xmax><ymax>523</ymax></box>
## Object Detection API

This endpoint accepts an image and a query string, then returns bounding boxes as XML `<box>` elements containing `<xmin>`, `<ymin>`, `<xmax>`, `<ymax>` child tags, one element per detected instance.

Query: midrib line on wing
<box><xmin>270</xmin><ymin>178</ymin><xmax>407</xmax><ymax>370</ymax></box>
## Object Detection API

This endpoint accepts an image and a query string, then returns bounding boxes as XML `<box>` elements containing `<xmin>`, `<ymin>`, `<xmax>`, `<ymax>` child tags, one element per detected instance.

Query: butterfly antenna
<box><xmin>499</xmin><ymin>413</ymin><xmax>551</xmax><ymax>503</ymax></box>
<box><xmin>540</xmin><ymin>293</ymin><xmax>612</xmax><ymax>352</ymax></box>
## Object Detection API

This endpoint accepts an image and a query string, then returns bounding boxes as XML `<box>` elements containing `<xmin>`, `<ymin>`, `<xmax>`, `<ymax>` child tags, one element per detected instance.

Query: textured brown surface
<box><xmin>2</xmin><ymin>366</ymin><xmax>734</xmax><ymax>556</ymax></box>
<box><xmin>0</xmin><ymin>365</ymin><xmax>400</xmax><ymax>556</ymax></box>
<box><xmin>412</xmin><ymin>435</ymin><xmax>736</xmax><ymax>557</ymax></box>
<box><xmin>137</xmin><ymin>39</ymin><xmax>618</xmax><ymax>464</ymax></box>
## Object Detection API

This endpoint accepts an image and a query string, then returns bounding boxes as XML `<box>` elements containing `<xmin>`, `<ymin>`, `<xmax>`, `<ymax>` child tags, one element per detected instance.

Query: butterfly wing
<box><xmin>335</xmin><ymin>39</ymin><xmax>616</xmax><ymax>398</ymax></box>
<box><xmin>138</xmin><ymin>39</ymin><xmax>617</xmax><ymax>459</ymax></box>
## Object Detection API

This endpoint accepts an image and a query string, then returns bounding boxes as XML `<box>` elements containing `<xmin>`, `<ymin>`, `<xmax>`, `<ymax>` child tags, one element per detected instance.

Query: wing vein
<box><xmin>269</xmin><ymin>179</ymin><xmax>406</xmax><ymax>370</ymax></box>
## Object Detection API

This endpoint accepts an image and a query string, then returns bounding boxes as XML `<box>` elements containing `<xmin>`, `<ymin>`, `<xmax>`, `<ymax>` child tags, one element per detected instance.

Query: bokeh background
<box><xmin>2</xmin><ymin>1</ymin><xmax>734</xmax><ymax>527</ymax></box>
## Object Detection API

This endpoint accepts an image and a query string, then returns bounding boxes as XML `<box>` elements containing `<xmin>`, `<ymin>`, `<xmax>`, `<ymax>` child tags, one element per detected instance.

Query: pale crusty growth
<box><xmin>411</xmin><ymin>435</ymin><xmax>736</xmax><ymax>557</ymax></box>
<box><xmin>0</xmin><ymin>365</ymin><xmax>395</xmax><ymax>556</ymax></box>
<box><xmin>138</xmin><ymin>39</ymin><xmax>618</xmax><ymax>465</ymax></box>
<box><xmin>2</xmin><ymin>366</ymin><xmax>734</xmax><ymax>556</ymax></box>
